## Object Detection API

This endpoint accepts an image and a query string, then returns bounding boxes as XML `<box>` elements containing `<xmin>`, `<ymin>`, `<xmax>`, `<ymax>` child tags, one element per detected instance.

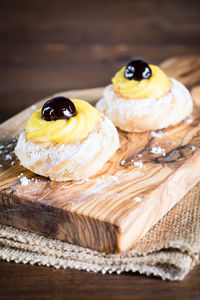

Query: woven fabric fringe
<box><xmin>1</xmin><ymin>182</ymin><xmax>200</xmax><ymax>281</ymax></box>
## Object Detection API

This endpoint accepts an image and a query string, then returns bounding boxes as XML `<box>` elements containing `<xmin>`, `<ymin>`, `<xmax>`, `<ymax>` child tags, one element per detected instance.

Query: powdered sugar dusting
<box><xmin>96</xmin><ymin>78</ymin><xmax>193</xmax><ymax>132</ymax></box>
<box><xmin>120</xmin><ymin>160</ymin><xmax>126</xmax><ymax>166</ymax></box>
<box><xmin>133</xmin><ymin>161</ymin><xmax>143</xmax><ymax>168</ymax></box>
<box><xmin>75</xmin><ymin>172</ymin><xmax>144</xmax><ymax>203</ymax></box>
<box><xmin>20</xmin><ymin>176</ymin><xmax>30</xmax><ymax>186</ymax></box>
<box><xmin>151</xmin><ymin>131</ymin><xmax>163</xmax><ymax>138</ymax></box>
<box><xmin>16</xmin><ymin>121</ymin><xmax>105</xmax><ymax>172</ymax></box>
<box><xmin>133</xmin><ymin>196</ymin><xmax>142</xmax><ymax>203</ymax></box>
<box><xmin>97</xmin><ymin>80</ymin><xmax>177</xmax><ymax>119</ymax></box>
<box><xmin>185</xmin><ymin>115</ymin><xmax>193</xmax><ymax>124</ymax></box>
<box><xmin>150</xmin><ymin>146</ymin><xmax>166</xmax><ymax>156</ymax></box>
<box><xmin>15</xmin><ymin>116</ymin><xmax>119</xmax><ymax>181</ymax></box>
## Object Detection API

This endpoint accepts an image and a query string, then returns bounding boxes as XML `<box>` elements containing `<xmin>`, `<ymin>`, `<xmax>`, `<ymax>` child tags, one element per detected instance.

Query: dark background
<box><xmin>0</xmin><ymin>0</ymin><xmax>200</xmax><ymax>299</ymax></box>
<box><xmin>1</xmin><ymin>0</ymin><xmax>200</xmax><ymax>124</ymax></box>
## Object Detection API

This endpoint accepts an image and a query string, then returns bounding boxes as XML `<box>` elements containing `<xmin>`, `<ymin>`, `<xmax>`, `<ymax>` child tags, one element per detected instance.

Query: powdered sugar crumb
<box><xmin>137</xmin><ymin>154</ymin><xmax>142</xmax><ymax>158</ymax></box>
<box><xmin>20</xmin><ymin>176</ymin><xmax>30</xmax><ymax>186</ymax></box>
<box><xmin>19</xmin><ymin>176</ymin><xmax>40</xmax><ymax>185</ymax></box>
<box><xmin>120</xmin><ymin>160</ymin><xmax>126</xmax><ymax>166</ymax></box>
<box><xmin>191</xmin><ymin>146</ymin><xmax>195</xmax><ymax>150</ymax></box>
<box><xmin>185</xmin><ymin>115</ymin><xmax>193</xmax><ymax>124</ymax></box>
<box><xmin>150</xmin><ymin>146</ymin><xmax>166</xmax><ymax>156</ymax></box>
<box><xmin>18</xmin><ymin>173</ymin><xmax>24</xmax><ymax>178</ymax></box>
<box><xmin>133</xmin><ymin>161</ymin><xmax>143</xmax><ymax>168</ymax></box>
<box><xmin>151</xmin><ymin>130</ymin><xmax>163</xmax><ymax>138</ymax></box>
<box><xmin>133</xmin><ymin>196</ymin><xmax>142</xmax><ymax>203</ymax></box>
<box><xmin>0</xmin><ymin>164</ymin><xmax>2</xmax><ymax>167</ymax></box>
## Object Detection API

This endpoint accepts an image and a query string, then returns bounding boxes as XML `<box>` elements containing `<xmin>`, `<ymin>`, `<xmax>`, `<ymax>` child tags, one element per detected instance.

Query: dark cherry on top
<box><xmin>41</xmin><ymin>96</ymin><xmax>77</xmax><ymax>121</ymax></box>
<box><xmin>124</xmin><ymin>59</ymin><xmax>152</xmax><ymax>81</ymax></box>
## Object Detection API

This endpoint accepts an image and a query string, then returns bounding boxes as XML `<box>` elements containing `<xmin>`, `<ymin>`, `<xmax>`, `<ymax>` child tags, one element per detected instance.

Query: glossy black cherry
<box><xmin>124</xmin><ymin>59</ymin><xmax>152</xmax><ymax>81</ymax></box>
<box><xmin>41</xmin><ymin>96</ymin><xmax>77</xmax><ymax>121</ymax></box>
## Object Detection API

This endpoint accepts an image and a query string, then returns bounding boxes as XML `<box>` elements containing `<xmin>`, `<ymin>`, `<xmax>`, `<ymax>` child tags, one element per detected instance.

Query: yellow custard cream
<box><xmin>112</xmin><ymin>65</ymin><xmax>171</xmax><ymax>99</ymax></box>
<box><xmin>26</xmin><ymin>99</ymin><xmax>101</xmax><ymax>144</ymax></box>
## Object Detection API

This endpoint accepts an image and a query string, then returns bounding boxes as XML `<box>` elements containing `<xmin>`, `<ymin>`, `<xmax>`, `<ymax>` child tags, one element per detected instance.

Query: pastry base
<box><xmin>96</xmin><ymin>78</ymin><xmax>193</xmax><ymax>132</ymax></box>
<box><xmin>15</xmin><ymin>116</ymin><xmax>120</xmax><ymax>181</ymax></box>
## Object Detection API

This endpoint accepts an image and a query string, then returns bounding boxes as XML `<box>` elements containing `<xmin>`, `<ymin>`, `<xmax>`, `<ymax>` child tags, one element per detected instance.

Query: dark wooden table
<box><xmin>0</xmin><ymin>0</ymin><xmax>200</xmax><ymax>299</ymax></box>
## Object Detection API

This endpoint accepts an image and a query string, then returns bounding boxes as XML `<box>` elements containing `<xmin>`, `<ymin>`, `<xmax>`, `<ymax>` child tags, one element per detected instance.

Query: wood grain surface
<box><xmin>0</xmin><ymin>0</ymin><xmax>200</xmax><ymax>299</ymax></box>
<box><xmin>1</xmin><ymin>56</ymin><xmax>200</xmax><ymax>253</ymax></box>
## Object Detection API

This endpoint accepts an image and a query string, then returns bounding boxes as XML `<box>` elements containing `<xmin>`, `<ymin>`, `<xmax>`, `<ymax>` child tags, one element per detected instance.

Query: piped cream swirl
<box><xmin>112</xmin><ymin>65</ymin><xmax>171</xmax><ymax>99</ymax></box>
<box><xmin>26</xmin><ymin>99</ymin><xmax>101</xmax><ymax>144</ymax></box>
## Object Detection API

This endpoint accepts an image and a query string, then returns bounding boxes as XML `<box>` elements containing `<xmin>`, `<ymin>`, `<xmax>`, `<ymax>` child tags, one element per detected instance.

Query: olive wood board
<box><xmin>0</xmin><ymin>56</ymin><xmax>200</xmax><ymax>253</ymax></box>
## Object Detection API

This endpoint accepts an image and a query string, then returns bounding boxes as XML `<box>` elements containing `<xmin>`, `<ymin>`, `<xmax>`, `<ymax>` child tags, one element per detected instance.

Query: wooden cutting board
<box><xmin>0</xmin><ymin>56</ymin><xmax>200</xmax><ymax>253</ymax></box>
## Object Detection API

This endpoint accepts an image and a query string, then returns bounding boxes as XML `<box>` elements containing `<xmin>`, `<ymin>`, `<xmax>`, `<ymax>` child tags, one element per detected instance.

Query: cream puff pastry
<box><xmin>15</xmin><ymin>96</ymin><xmax>119</xmax><ymax>181</ymax></box>
<box><xmin>96</xmin><ymin>59</ymin><xmax>193</xmax><ymax>132</ymax></box>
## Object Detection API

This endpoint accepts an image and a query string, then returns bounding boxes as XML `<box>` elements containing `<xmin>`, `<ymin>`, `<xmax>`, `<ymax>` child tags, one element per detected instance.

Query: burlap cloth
<box><xmin>0</xmin><ymin>181</ymin><xmax>199</xmax><ymax>281</ymax></box>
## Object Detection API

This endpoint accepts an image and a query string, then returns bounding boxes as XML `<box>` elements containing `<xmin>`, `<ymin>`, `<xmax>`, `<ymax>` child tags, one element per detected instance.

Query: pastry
<box><xmin>15</xmin><ymin>96</ymin><xmax>120</xmax><ymax>181</ymax></box>
<box><xmin>96</xmin><ymin>59</ymin><xmax>193</xmax><ymax>132</ymax></box>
